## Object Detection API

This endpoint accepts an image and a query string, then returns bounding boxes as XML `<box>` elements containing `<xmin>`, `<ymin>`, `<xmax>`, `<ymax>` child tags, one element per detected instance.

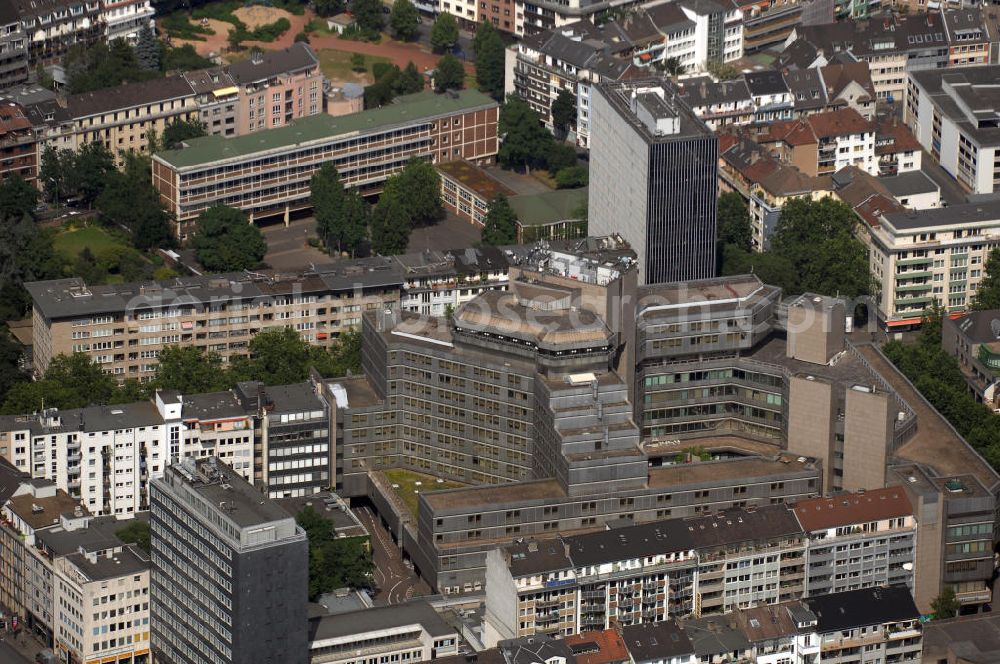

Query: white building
<box><xmin>0</xmin><ymin>390</ymin><xmax>255</xmax><ymax>517</ymax></box>
<box><xmin>906</xmin><ymin>65</ymin><xmax>1000</xmax><ymax>195</ymax></box>
<box><xmin>99</xmin><ymin>0</ymin><xmax>155</xmax><ymax>43</ymax></box>
<box><xmin>858</xmin><ymin>199</ymin><xmax>1000</xmax><ymax>329</ymax></box>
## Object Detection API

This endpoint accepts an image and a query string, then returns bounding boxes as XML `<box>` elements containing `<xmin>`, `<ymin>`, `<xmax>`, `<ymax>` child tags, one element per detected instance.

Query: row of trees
<box><xmin>312</xmin><ymin>159</ymin><xmax>442</xmax><ymax>257</ymax></box>
<box><xmin>716</xmin><ymin>194</ymin><xmax>874</xmax><ymax>302</ymax></box>
<box><xmin>63</xmin><ymin>32</ymin><xmax>213</xmax><ymax>94</ymax></box>
<box><xmin>1</xmin><ymin>327</ymin><xmax>363</xmax><ymax>415</ymax></box>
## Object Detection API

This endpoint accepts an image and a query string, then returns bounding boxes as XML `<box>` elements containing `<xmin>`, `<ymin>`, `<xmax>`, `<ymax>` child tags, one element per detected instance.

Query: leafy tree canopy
<box><xmin>481</xmin><ymin>193</ymin><xmax>518</xmax><ymax>246</ymax></box>
<box><xmin>390</xmin><ymin>0</ymin><xmax>420</xmax><ymax>40</ymax></box>
<box><xmin>717</xmin><ymin>192</ymin><xmax>752</xmax><ymax>252</ymax></box>
<box><xmin>116</xmin><ymin>521</ymin><xmax>151</xmax><ymax>553</ymax></box>
<box><xmin>430</xmin><ymin>12</ymin><xmax>459</xmax><ymax>52</ymax></box>
<box><xmin>161</xmin><ymin>118</ymin><xmax>206</xmax><ymax>150</ymax></box>
<box><xmin>370</xmin><ymin>195</ymin><xmax>412</xmax><ymax>255</ymax></box>
<box><xmin>972</xmin><ymin>247</ymin><xmax>1000</xmax><ymax>310</ymax></box>
<box><xmin>550</xmin><ymin>88</ymin><xmax>576</xmax><ymax>136</ymax></box>
<box><xmin>381</xmin><ymin>158</ymin><xmax>442</xmax><ymax>226</ymax></box>
<box><xmin>474</xmin><ymin>21</ymin><xmax>505</xmax><ymax>100</ymax></box>
<box><xmin>352</xmin><ymin>0</ymin><xmax>385</xmax><ymax>37</ymax></box>
<box><xmin>297</xmin><ymin>505</ymin><xmax>373</xmax><ymax>600</ymax></box>
<box><xmin>192</xmin><ymin>205</ymin><xmax>267</xmax><ymax>272</ymax></box>
<box><xmin>434</xmin><ymin>54</ymin><xmax>465</xmax><ymax>92</ymax></box>
<box><xmin>498</xmin><ymin>95</ymin><xmax>554</xmax><ymax>171</ymax></box>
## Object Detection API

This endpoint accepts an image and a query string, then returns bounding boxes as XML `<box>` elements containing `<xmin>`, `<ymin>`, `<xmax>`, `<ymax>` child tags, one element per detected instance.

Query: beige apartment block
<box><xmin>40</xmin><ymin>77</ymin><xmax>198</xmax><ymax>161</ymax></box>
<box><xmin>53</xmin><ymin>546</ymin><xmax>151</xmax><ymax>664</ymax></box>
<box><xmin>26</xmin><ymin>264</ymin><xmax>403</xmax><ymax>381</ymax></box>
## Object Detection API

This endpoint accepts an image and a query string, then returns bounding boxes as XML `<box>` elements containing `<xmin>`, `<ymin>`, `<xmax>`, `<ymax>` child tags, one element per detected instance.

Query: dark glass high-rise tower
<box><xmin>589</xmin><ymin>79</ymin><xmax>718</xmax><ymax>285</ymax></box>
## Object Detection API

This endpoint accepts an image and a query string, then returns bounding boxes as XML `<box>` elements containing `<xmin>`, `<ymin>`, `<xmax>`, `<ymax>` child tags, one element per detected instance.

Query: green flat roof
<box><xmin>155</xmin><ymin>89</ymin><xmax>497</xmax><ymax>170</ymax></box>
<box><xmin>510</xmin><ymin>188</ymin><xmax>588</xmax><ymax>227</ymax></box>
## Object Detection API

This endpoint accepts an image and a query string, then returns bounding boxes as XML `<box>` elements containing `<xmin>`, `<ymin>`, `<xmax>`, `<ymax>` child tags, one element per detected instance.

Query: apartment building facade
<box><xmin>906</xmin><ymin>66</ymin><xmax>1000</xmax><ymax>196</ymax></box>
<box><xmin>99</xmin><ymin>0</ymin><xmax>154</xmax><ymax>43</ymax></box>
<box><xmin>0</xmin><ymin>101</ymin><xmax>38</xmax><ymax>183</ymax></box>
<box><xmin>183</xmin><ymin>43</ymin><xmax>323</xmax><ymax>138</ymax></box>
<box><xmin>37</xmin><ymin>77</ymin><xmax>199</xmax><ymax>160</ymax></box>
<box><xmin>793</xmin><ymin>488</ymin><xmax>916</xmax><ymax>597</ymax></box>
<box><xmin>791</xmin><ymin>12</ymin><xmax>953</xmax><ymax>105</ymax></box>
<box><xmin>25</xmin><ymin>263</ymin><xmax>403</xmax><ymax>379</ymax></box>
<box><xmin>486</xmin><ymin>489</ymin><xmax>916</xmax><ymax>645</ymax></box>
<box><xmin>150</xmin><ymin>457</ymin><xmax>309</xmax><ymax>664</ymax></box>
<box><xmin>805</xmin><ymin>586</ymin><xmax>922</xmax><ymax>664</ymax></box>
<box><xmin>858</xmin><ymin>200</ymin><xmax>1000</xmax><ymax>328</ymax></box>
<box><xmin>152</xmin><ymin>89</ymin><xmax>499</xmax><ymax>237</ymax></box>
<box><xmin>942</xmin><ymin>309</ymin><xmax>1000</xmax><ymax>410</ymax></box>
<box><xmin>48</xmin><ymin>526</ymin><xmax>151</xmax><ymax>664</ymax></box>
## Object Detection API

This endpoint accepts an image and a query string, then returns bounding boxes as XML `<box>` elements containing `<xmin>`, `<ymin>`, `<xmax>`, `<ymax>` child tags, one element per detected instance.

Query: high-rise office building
<box><xmin>150</xmin><ymin>457</ymin><xmax>309</xmax><ymax>664</ymax></box>
<box><xmin>589</xmin><ymin>80</ymin><xmax>718</xmax><ymax>285</ymax></box>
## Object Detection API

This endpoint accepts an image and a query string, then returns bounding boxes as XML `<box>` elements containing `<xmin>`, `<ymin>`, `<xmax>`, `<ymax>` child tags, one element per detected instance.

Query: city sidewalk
<box><xmin>0</xmin><ymin>627</ymin><xmax>48</xmax><ymax>662</ymax></box>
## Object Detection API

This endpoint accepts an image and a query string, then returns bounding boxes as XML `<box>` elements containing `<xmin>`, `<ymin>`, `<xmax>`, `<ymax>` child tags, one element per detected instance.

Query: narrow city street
<box><xmin>353</xmin><ymin>505</ymin><xmax>430</xmax><ymax>605</ymax></box>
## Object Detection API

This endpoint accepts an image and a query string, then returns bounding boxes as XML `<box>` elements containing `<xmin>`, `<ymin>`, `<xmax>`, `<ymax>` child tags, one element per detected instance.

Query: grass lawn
<box><xmin>318</xmin><ymin>49</ymin><xmax>392</xmax><ymax>83</ymax></box>
<box><xmin>53</xmin><ymin>224</ymin><xmax>128</xmax><ymax>262</ymax></box>
<box><xmin>383</xmin><ymin>469</ymin><xmax>465</xmax><ymax>517</ymax></box>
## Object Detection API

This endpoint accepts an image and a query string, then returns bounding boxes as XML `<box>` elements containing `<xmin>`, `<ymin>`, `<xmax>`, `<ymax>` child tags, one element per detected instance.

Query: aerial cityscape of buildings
<box><xmin>0</xmin><ymin>0</ymin><xmax>1000</xmax><ymax>662</ymax></box>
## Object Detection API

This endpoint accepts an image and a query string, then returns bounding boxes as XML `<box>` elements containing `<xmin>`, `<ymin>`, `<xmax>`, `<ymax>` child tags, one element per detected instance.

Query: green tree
<box><xmin>297</xmin><ymin>506</ymin><xmax>373</xmax><ymax>600</ymax></box>
<box><xmin>972</xmin><ymin>247</ymin><xmax>1000</xmax><ymax>310</ymax></box>
<box><xmin>545</xmin><ymin>142</ymin><xmax>577</xmax><ymax>175</ymax></box>
<box><xmin>161</xmin><ymin>118</ymin><xmax>206</xmax><ymax>150</ymax></box>
<box><xmin>311</xmin><ymin>163</ymin><xmax>347</xmax><ymax>251</ymax></box>
<box><xmin>161</xmin><ymin>44</ymin><xmax>214</xmax><ymax>72</ymax></box>
<box><xmin>719</xmin><ymin>243</ymin><xmax>799</xmax><ymax>290</ymax></box>
<box><xmin>314</xmin><ymin>0</ymin><xmax>345</xmax><ymax>17</ymax></box>
<box><xmin>0</xmin><ymin>174</ymin><xmax>38</xmax><ymax>221</ymax></box>
<box><xmin>134</xmin><ymin>25</ymin><xmax>160</xmax><ymax>71</ymax></box>
<box><xmin>67</xmin><ymin>142</ymin><xmax>116</xmax><ymax>207</ymax></box>
<box><xmin>769</xmin><ymin>197</ymin><xmax>872</xmax><ymax>299</ymax></box>
<box><xmin>154</xmin><ymin>346</ymin><xmax>230</xmax><ymax>394</ymax></box>
<box><xmin>352</xmin><ymin>0</ymin><xmax>385</xmax><ymax>38</ymax></box>
<box><xmin>192</xmin><ymin>205</ymin><xmax>266</xmax><ymax>272</ymax></box>
<box><xmin>931</xmin><ymin>587</ymin><xmax>960</xmax><ymax>620</ymax></box>
<box><xmin>707</xmin><ymin>60</ymin><xmax>740</xmax><ymax>81</ymax></box>
<box><xmin>65</xmin><ymin>38</ymin><xmax>159</xmax><ymax>94</ymax></box>
<box><xmin>474</xmin><ymin>20</ymin><xmax>505</xmax><ymax>100</ymax></box>
<box><xmin>498</xmin><ymin>95</ymin><xmax>554</xmax><ymax>171</ymax></box>
<box><xmin>550</xmin><ymin>88</ymin><xmax>576</xmax><ymax>137</ymax></box>
<box><xmin>717</xmin><ymin>192</ymin><xmax>752</xmax><ymax>251</ymax></box>
<box><xmin>97</xmin><ymin>153</ymin><xmax>175</xmax><ymax>250</ymax></box>
<box><xmin>434</xmin><ymin>54</ymin><xmax>464</xmax><ymax>92</ymax></box>
<box><xmin>311</xmin><ymin>164</ymin><xmax>368</xmax><ymax>256</ymax></box>
<box><xmin>232</xmin><ymin>327</ymin><xmax>315</xmax><ymax>385</ymax></box>
<box><xmin>0</xmin><ymin>327</ymin><xmax>26</xmax><ymax>407</ymax></box>
<box><xmin>661</xmin><ymin>56</ymin><xmax>685</xmax><ymax>76</ymax></box>
<box><xmin>481</xmin><ymin>193</ymin><xmax>518</xmax><ymax>246</ymax></box>
<box><xmin>370</xmin><ymin>196</ymin><xmax>412</xmax><ymax>255</ymax></box>
<box><xmin>430</xmin><ymin>12</ymin><xmax>459</xmax><ymax>52</ymax></box>
<box><xmin>390</xmin><ymin>0</ymin><xmax>420</xmax><ymax>40</ymax></box>
<box><xmin>381</xmin><ymin>159</ymin><xmax>442</xmax><ymax>225</ymax></box>
<box><xmin>554</xmin><ymin>165</ymin><xmax>587</xmax><ymax>188</ymax></box>
<box><xmin>0</xmin><ymin>215</ymin><xmax>61</xmax><ymax>321</ymax></box>
<box><xmin>116</xmin><ymin>521</ymin><xmax>151</xmax><ymax>553</ymax></box>
<box><xmin>397</xmin><ymin>61</ymin><xmax>424</xmax><ymax>94</ymax></box>
<box><xmin>40</xmin><ymin>147</ymin><xmax>68</xmax><ymax>204</ymax></box>
<box><xmin>3</xmin><ymin>352</ymin><xmax>117</xmax><ymax>413</ymax></box>
<box><xmin>351</xmin><ymin>52</ymin><xmax>366</xmax><ymax>72</ymax></box>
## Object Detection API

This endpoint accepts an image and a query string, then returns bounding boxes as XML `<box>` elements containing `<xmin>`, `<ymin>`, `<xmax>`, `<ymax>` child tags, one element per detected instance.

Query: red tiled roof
<box><xmin>792</xmin><ymin>488</ymin><xmax>913</xmax><ymax>531</ymax></box>
<box><xmin>757</xmin><ymin>119</ymin><xmax>817</xmax><ymax>146</ymax></box>
<box><xmin>805</xmin><ymin>108</ymin><xmax>872</xmax><ymax>139</ymax></box>
<box><xmin>875</xmin><ymin>120</ymin><xmax>921</xmax><ymax>155</ymax></box>
<box><xmin>564</xmin><ymin>629</ymin><xmax>631</xmax><ymax>664</ymax></box>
